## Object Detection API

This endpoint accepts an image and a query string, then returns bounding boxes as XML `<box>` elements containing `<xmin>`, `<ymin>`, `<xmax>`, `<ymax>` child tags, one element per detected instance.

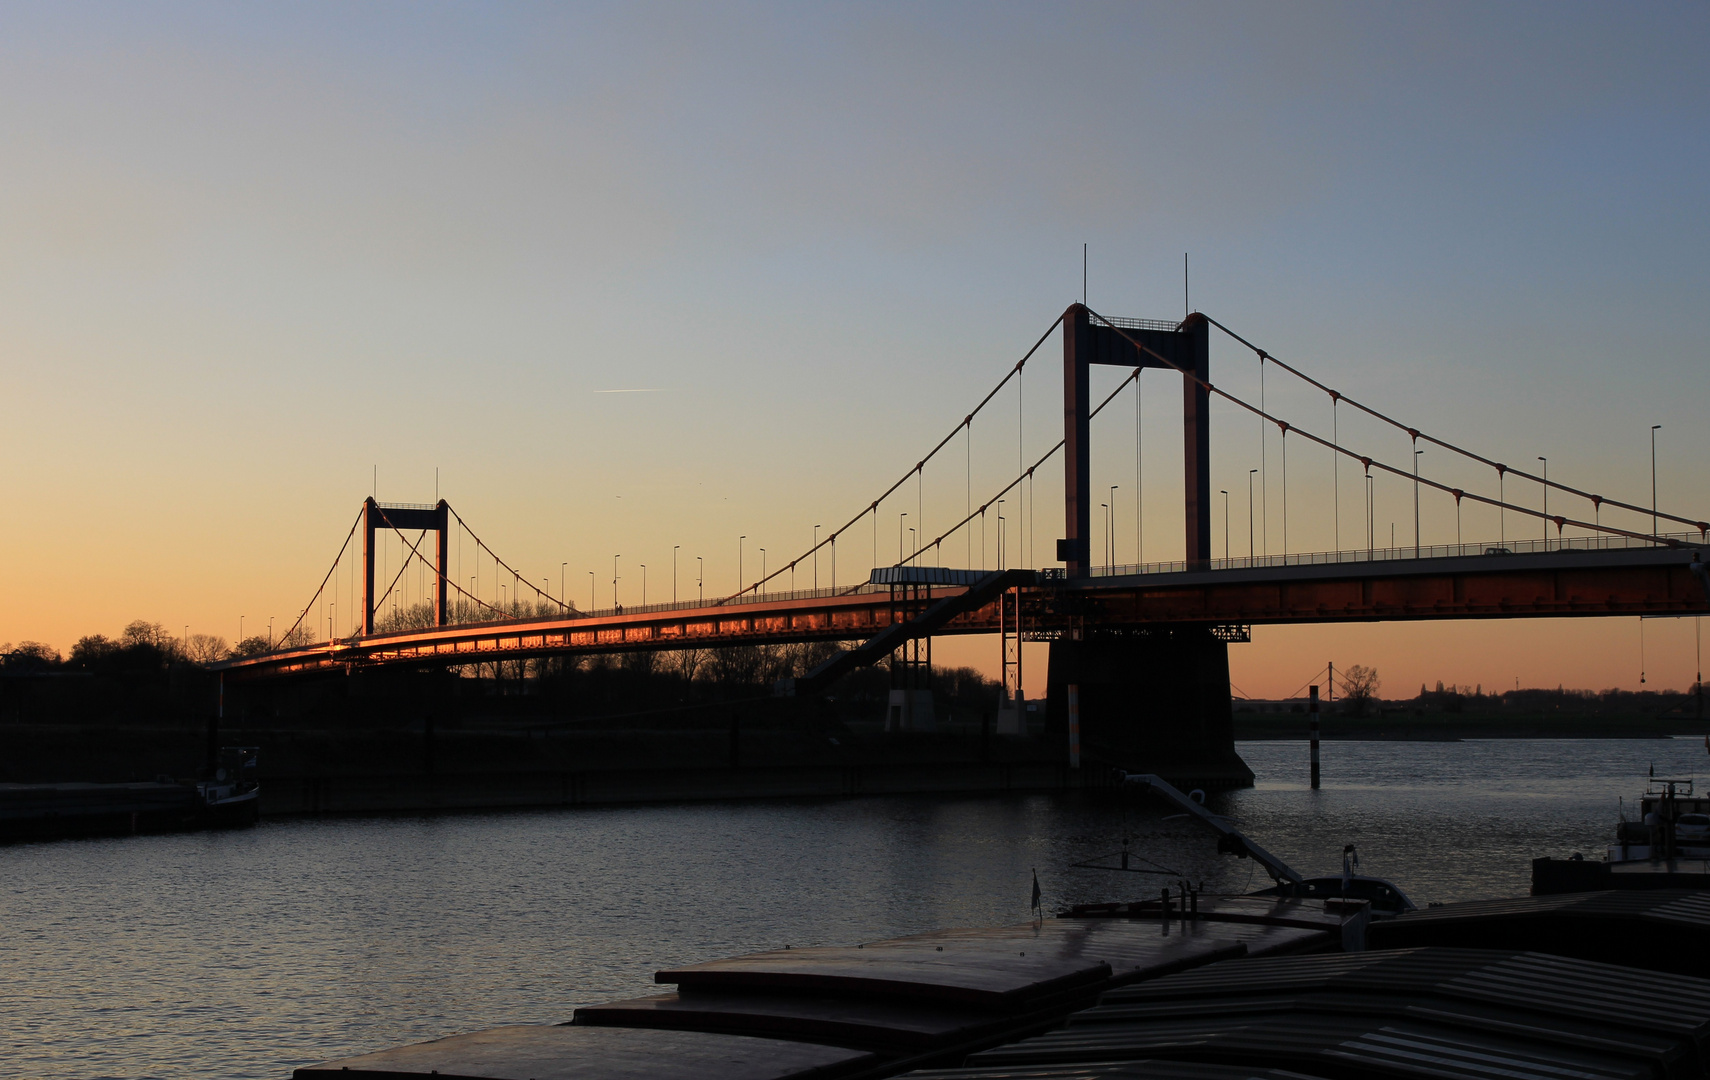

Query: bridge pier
<box><xmin>1045</xmin><ymin>627</ymin><xmax>1253</xmax><ymax>790</ymax></box>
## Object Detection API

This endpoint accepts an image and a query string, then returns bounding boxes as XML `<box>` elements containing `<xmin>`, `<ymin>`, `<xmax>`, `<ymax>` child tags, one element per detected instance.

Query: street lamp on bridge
<box><xmin>1110</xmin><ymin>485</ymin><xmax>1119</xmax><ymax>570</ymax></box>
<box><xmin>560</xmin><ymin>562</ymin><xmax>566</xmax><ymax>610</ymax></box>
<box><xmin>588</xmin><ymin>571</ymin><xmax>594</xmax><ymax>612</ymax></box>
<box><xmin>612</xmin><ymin>555</ymin><xmax>620</xmax><ymax>610</ymax></box>
<box><xmin>1100</xmin><ymin>503</ymin><xmax>1109</xmax><ymax>574</ymax></box>
<box><xmin>1413</xmin><ymin>448</ymin><xmax>1423</xmax><ymax>559</ymax></box>
<box><xmin>1220</xmin><ymin>491</ymin><xmax>1229</xmax><ymax>563</ymax></box>
<box><xmin>640</xmin><ymin>564</ymin><xmax>646</xmax><ymax>606</ymax></box>
<box><xmin>1652</xmin><ymin>425</ymin><xmax>1662</xmax><ymax>543</ymax></box>
<box><xmin>697</xmin><ymin>556</ymin><xmax>704</xmax><ymax>603</ymax></box>
<box><xmin>1538</xmin><ymin>457</ymin><xmax>1548</xmax><ymax>550</ymax></box>
<box><xmin>1248</xmin><ymin>470</ymin><xmax>1257</xmax><ymax>566</ymax></box>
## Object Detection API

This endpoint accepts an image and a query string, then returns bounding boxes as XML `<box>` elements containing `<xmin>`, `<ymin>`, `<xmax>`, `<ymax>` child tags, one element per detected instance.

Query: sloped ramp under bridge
<box><xmin>776</xmin><ymin>568</ymin><xmax>1037</xmax><ymax>698</ymax></box>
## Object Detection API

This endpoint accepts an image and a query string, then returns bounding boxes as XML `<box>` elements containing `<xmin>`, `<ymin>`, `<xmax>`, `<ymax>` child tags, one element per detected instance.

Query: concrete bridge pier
<box><xmin>1045</xmin><ymin>627</ymin><xmax>1254</xmax><ymax>790</ymax></box>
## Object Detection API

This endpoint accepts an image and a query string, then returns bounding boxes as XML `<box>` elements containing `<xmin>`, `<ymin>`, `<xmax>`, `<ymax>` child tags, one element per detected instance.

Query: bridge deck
<box><xmin>215</xmin><ymin>546</ymin><xmax>1709</xmax><ymax>680</ymax></box>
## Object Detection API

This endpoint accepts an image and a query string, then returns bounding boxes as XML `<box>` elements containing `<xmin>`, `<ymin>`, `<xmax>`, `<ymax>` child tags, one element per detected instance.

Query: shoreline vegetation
<box><xmin>0</xmin><ymin>622</ymin><xmax>1702</xmax><ymax>789</ymax></box>
<box><xmin>1234</xmin><ymin>714</ymin><xmax>1706</xmax><ymax>741</ymax></box>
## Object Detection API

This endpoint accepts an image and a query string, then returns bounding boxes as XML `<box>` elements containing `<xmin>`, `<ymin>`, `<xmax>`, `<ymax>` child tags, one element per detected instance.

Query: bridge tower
<box><xmin>1058</xmin><ymin>304</ymin><xmax>1210</xmax><ymax>576</ymax></box>
<box><xmin>362</xmin><ymin>498</ymin><xmax>451</xmax><ymax>635</ymax></box>
<box><xmin>1051</xmin><ymin>306</ymin><xmax>1250</xmax><ymax>788</ymax></box>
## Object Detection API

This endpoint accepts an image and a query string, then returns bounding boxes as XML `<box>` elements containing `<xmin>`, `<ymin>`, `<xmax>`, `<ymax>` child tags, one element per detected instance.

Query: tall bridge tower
<box><xmin>1051</xmin><ymin>305</ymin><xmax>1250</xmax><ymax>788</ymax></box>
<box><xmin>1058</xmin><ymin>305</ymin><xmax>1211</xmax><ymax>575</ymax></box>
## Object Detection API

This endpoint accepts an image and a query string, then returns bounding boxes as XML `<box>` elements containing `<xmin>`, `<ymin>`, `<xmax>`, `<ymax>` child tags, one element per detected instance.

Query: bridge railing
<box><xmin>411</xmin><ymin>581</ymin><xmax>901</xmax><ymax>636</ymax></box>
<box><xmin>1089</xmin><ymin>529</ymin><xmax>1705</xmax><ymax>579</ymax></box>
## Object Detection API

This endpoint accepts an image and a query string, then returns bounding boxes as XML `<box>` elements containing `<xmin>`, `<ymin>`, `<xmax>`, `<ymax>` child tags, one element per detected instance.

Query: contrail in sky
<box><xmin>592</xmin><ymin>388</ymin><xmax>671</xmax><ymax>393</ymax></box>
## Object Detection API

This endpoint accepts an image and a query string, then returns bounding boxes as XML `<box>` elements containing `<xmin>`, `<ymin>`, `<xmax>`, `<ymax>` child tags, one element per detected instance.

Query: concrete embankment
<box><xmin>0</xmin><ymin>718</ymin><xmax>1259</xmax><ymax>817</ymax></box>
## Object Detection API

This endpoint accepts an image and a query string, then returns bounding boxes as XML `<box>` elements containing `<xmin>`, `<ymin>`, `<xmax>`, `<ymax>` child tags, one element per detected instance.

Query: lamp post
<box><xmin>588</xmin><ymin>571</ymin><xmax>594</xmax><ymax>611</ymax></box>
<box><xmin>1100</xmin><ymin>503</ymin><xmax>1109</xmax><ymax>574</ymax></box>
<box><xmin>759</xmin><ymin>549</ymin><xmax>765</xmax><ymax>592</ymax></box>
<box><xmin>1538</xmin><ymin>457</ymin><xmax>1548</xmax><ymax>550</ymax></box>
<box><xmin>1247</xmin><ymin>469</ymin><xmax>1257</xmax><ymax>565</ymax></box>
<box><xmin>560</xmin><ymin>562</ymin><xmax>567</xmax><ymax>610</ymax></box>
<box><xmin>640</xmin><ymin>564</ymin><xmax>646</xmax><ymax>606</ymax></box>
<box><xmin>1109</xmin><ymin>485</ymin><xmax>1119</xmax><ymax>570</ymax></box>
<box><xmin>1220</xmin><ymin>491</ymin><xmax>1229</xmax><ymax>563</ymax></box>
<box><xmin>673</xmin><ymin>546</ymin><xmax>679</xmax><ymax>603</ymax></box>
<box><xmin>898</xmin><ymin>513</ymin><xmax>906</xmax><ymax>565</ymax></box>
<box><xmin>1413</xmin><ymin>448</ymin><xmax>1423</xmax><ymax>559</ymax></box>
<box><xmin>1366</xmin><ymin>473</ymin><xmax>1374</xmax><ymax>555</ymax></box>
<box><xmin>1652</xmin><ymin>425</ymin><xmax>1662</xmax><ymax>542</ymax></box>
<box><xmin>612</xmin><ymin>555</ymin><xmax>620</xmax><ymax>610</ymax></box>
<box><xmin>697</xmin><ymin>556</ymin><xmax>704</xmax><ymax>603</ymax></box>
<box><xmin>268</xmin><ymin>617</ymin><xmax>273</xmax><ymax>647</ymax></box>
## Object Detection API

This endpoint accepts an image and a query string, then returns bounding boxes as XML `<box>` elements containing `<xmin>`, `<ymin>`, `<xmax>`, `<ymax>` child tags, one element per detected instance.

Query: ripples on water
<box><xmin>3</xmin><ymin>738</ymin><xmax>1706</xmax><ymax>1079</ymax></box>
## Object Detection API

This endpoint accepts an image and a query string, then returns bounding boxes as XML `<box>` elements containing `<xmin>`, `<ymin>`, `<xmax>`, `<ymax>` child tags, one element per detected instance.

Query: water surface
<box><xmin>2</xmin><ymin>737</ymin><xmax>1704</xmax><ymax>1080</ymax></box>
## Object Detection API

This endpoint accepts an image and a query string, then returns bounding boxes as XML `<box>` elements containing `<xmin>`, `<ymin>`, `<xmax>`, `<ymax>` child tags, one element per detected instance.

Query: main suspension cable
<box><xmin>374</xmin><ymin>505</ymin><xmax>512</xmax><ymax>622</ymax></box>
<box><xmin>915</xmin><ymin>364</ymin><xmax>1143</xmax><ymax>560</ymax></box>
<box><xmin>276</xmin><ymin>506</ymin><xmax>364</xmax><ymax>647</ymax></box>
<box><xmin>1086</xmin><ymin>308</ymin><xmax>1680</xmax><ymax>547</ymax></box>
<box><xmin>1204</xmin><ymin>315</ymin><xmax>1708</xmax><ymax>536</ymax></box>
<box><xmin>447</xmin><ymin>505</ymin><xmax>571</xmax><ymax>612</ymax></box>
<box><xmin>721</xmin><ymin>312</ymin><xmax>1066</xmax><ymax>602</ymax></box>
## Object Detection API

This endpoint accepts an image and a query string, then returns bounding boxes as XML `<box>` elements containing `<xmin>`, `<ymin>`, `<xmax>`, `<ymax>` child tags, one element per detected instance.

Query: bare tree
<box><xmin>230</xmin><ymin>636</ymin><xmax>273</xmax><ymax>659</ymax></box>
<box><xmin>185</xmin><ymin>634</ymin><xmax>229</xmax><ymax>665</ymax></box>
<box><xmin>1341</xmin><ymin>664</ymin><xmax>1381</xmax><ymax>717</ymax></box>
<box><xmin>672</xmin><ymin>645</ymin><xmax>709</xmax><ymax>686</ymax></box>
<box><xmin>122</xmin><ymin>620</ymin><xmax>172</xmax><ymax>649</ymax></box>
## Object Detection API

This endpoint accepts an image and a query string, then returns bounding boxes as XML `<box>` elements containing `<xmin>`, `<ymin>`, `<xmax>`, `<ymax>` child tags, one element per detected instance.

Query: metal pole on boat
<box><xmin>1309</xmin><ymin>684</ymin><xmax>1321</xmax><ymax>789</ymax></box>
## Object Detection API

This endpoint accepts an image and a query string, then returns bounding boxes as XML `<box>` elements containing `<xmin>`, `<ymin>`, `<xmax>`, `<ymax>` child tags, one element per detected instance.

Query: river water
<box><xmin>3</xmin><ymin>737</ymin><xmax>1706</xmax><ymax>1080</ymax></box>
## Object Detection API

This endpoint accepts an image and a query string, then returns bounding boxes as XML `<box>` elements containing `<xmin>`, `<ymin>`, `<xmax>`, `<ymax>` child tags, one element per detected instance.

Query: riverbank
<box><xmin>1234</xmin><ymin>710</ymin><xmax>1706</xmax><ymax>740</ymax></box>
<box><xmin>0</xmin><ymin>720</ymin><xmax>1151</xmax><ymax>819</ymax></box>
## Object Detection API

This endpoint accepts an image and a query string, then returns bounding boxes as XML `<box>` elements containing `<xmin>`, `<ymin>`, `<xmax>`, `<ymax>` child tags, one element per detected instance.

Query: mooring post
<box><xmin>1067</xmin><ymin>683</ymin><xmax>1081</xmax><ymax>768</ymax></box>
<box><xmin>1309</xmin><ymin>684</ymin><xmax>1321</xmax><ymax>789</ymax></box>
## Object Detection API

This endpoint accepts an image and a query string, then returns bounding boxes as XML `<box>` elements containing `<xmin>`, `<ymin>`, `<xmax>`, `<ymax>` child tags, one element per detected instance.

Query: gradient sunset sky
<box><xmin>2</xmin><ymin>3</ymin><xmax>1706</xmax><ymax>698</ymax></box>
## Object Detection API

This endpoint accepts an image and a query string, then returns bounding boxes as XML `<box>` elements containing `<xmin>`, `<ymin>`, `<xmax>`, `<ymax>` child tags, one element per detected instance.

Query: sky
<box><xmin>1</xmin><ymin>2</ymin><xmax>1706</xmax><ymax>698</ymax></box>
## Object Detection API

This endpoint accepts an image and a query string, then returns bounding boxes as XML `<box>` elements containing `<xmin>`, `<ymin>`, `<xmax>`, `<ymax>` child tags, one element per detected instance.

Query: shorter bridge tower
<box><xmin>362</xmin><ymin>498</ymin><xmax>451</xmax><ymax>634</ymax></box>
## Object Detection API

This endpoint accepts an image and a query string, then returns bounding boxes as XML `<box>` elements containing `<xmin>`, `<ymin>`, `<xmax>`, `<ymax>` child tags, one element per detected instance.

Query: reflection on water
<box><xmin>2</xmin><ymin>738</ymin><xmax>1705</xmax><ymax>1080</ymax></box>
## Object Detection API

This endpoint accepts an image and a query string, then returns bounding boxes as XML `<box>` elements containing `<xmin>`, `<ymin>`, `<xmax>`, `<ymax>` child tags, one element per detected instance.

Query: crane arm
<box><xmin>1120</xmin><ymin>772</ymin><xmax>1304</xmax><ymax>887</ymax></box>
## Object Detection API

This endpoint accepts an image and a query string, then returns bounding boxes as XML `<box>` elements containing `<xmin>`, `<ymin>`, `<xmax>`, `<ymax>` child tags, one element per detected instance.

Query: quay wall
<box><xmin>258</xmin><ymin>760</ymin><xmax>1097</xmax><ymax>815</ymax></box>
<box><xmin>0</xmin><ymin>718</ymin><xmax>1256</xmax><ymax>818</ymax></box>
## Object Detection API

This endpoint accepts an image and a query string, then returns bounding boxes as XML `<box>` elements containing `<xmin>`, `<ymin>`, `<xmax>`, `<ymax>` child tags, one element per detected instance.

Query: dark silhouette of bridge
<box><xmin>215</xmin><ymin>304</ymin><xmax>1710</xmax><ymax>784</ymax></box>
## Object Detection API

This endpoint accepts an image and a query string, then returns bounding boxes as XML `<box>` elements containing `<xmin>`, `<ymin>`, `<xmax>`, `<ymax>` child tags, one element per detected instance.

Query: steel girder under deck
<box><xmin>213</xmin><ymin>546</ymin><xmax>1707</xmax><ymax>681</ymax></box>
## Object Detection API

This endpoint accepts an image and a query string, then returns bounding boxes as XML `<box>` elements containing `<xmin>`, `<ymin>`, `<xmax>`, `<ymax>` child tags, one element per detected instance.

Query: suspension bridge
<box><xmin>214</xmin><ymin>304</ymin><xmax>1710</xmax><ymax>781</ymax></box>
